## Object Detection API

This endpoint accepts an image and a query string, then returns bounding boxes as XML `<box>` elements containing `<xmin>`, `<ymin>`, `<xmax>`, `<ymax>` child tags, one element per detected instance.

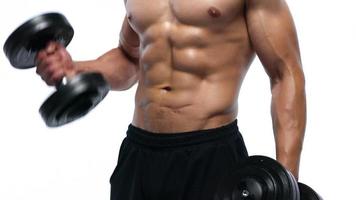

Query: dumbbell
<box><xmin>3</xmin><ymin>13</ymin><xmax>110</xmax><ymax>127</ymax></box>
<box><xmin>298</xmin><ymin>182</ymin><xmax>323</xmax><ymax>200</ymax></box>
<box><xmin>214</xmin><ymin>156</ymin><xmax>323</xmax><ymax>200</ymax></box>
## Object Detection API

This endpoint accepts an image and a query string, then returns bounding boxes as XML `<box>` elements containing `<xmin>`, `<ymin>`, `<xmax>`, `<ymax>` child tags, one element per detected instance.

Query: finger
<box><xmin>46</xmin><ymin>70</ymin><xmax>65</xmax><ymax>86</ymax></box>
<box><xmin>45</xmin><ymin>41</ymin><xmax>59</xmax><ymax>55</ymax></box>
<box><xmin>36</xmin><ymin>50</ymin><xmax>47</xmax><ymax>66</ymax></box>
<box><xmin>57</xmin><ymin>45</ymin><xmax>72</xmax><ymax>65</ymax></box>
<box><xmin>36</xmin><ymin>53</ymin><xmax>61</xmax><ymax>75</ymax></box>
<box><xmin>40</xmin><ymin>64</ymin><xmax>65</xmax><ymax>86</ymax></box>
<box><xmin>57</xmin><ymin>46</ymin><xmax>76</xmax><ymax>77</ymax></box>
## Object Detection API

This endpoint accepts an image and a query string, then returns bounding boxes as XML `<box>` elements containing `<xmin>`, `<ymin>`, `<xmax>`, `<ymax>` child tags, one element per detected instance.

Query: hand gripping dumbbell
<box><xmin>3</xmin><ymin>13</ymin><xmax>110</xmax><ymax>127</ymax></box>
<box><xmin>214</xmin><ymin>156</ymin><xmax>323</xmax><ymax>200</ymax></box>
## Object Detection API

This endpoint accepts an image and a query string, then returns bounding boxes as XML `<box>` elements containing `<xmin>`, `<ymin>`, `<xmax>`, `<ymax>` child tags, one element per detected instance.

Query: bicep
<box><xmin>119</xmin><ymin>16</ymin><xmax>140</xmax><ymax>60</ymax></box>
<box><xmin>246</xmin><ymin>0</ymin><xmax>302</xmax><ymax>81</ymax></box>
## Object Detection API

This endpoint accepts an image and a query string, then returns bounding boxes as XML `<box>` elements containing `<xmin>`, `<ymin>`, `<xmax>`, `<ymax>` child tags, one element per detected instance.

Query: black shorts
<box><xmin>110</xmin><ymin>120</ymin><xmax>249</xmax><ymax>200</ymax></box>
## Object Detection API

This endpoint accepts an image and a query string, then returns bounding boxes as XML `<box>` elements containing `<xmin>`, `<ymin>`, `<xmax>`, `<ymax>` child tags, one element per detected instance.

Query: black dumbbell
<box><xmin>214</xmin><ymin>156</ymin><xmax>323</xmax><ymax>200</ymax></box>
<box><xmin>298</xmin><ymin>182</ymin><xmax>323</xmax><ymax>200</ymax></box>
<box><xmin>3</xmin><ymin>13</ymin><xmax>110</xmax><ymax>127</ymax></box>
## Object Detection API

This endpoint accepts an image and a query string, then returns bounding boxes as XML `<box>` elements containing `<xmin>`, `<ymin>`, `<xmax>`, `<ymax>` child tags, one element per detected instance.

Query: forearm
<box><xmin>74</xmin><ymin>47</ymin><xmax>139</xmax><ymax>91</ymax></box>
<box><xmin>271</xmin><ymin>67</ymin><xmax>306</xmax><ymax>179</ymax></box>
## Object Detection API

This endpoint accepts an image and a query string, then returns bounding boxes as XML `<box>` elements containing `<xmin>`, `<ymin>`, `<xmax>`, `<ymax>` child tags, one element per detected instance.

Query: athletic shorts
<box><xmin>110</xmin><ymin>120</ymin><xmax>249</xmax><ymax>200</ymax></box>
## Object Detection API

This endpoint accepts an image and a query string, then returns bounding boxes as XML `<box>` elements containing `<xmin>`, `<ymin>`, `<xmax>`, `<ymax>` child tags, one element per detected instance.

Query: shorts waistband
<box><xmin>126</xmin><ymin>120</ymin><xmax>240</xmax><ymax>148</ymax></box>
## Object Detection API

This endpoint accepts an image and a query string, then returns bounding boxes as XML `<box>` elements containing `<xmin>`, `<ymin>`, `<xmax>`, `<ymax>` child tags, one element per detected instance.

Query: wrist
<box><xmin>276</xmin><ymin>153</ymin><xmax>300</xmax><ymax>180</ymax></box>
<box><xmin>73</xmin><ymin>60</ymin><xmax>98</xmax><ymax>74</ymax></box>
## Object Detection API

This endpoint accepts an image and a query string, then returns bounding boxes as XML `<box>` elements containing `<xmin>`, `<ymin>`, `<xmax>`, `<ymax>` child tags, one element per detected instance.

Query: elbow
<box><xmin>269</xmin><ymin>58</ymin><xmax>305</xmax><ymax>89</ymax></box>
<box><xmin>111</xmin><ymin>66</ymin><xmax>139</xmax><ymax>91</ymax></box>
<box><xmin>115</xmin><ymin>75</ymin><xmax>138</xmax><ymax>91</ymax></box>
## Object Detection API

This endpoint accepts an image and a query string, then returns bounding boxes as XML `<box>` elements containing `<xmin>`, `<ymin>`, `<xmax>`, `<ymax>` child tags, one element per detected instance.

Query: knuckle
<box><xmin>36</xmin><ymin>50</ymin><xmax>45</xmax><ymax>59</ymax></box>
<box><xmin>46</xmin><ymin>68</ymin><xmax>56</xmax><ymax>78</ymax></box>
<box><xmin>44</xmin><ymin>74</ymin><xmax>51</xmax><ymax>83</ymax></box>
<box><xmin>52</xmin><ymin>72</ymin><xmax>64</xmax><ymax>82</ymax></box>
<box><xmin>41</xmin><ymin>75</ymin><xmax>51</xmax><ymax>85</ymax></box>
<box><xmin>46</xmin><ymin>80</ymin><xmax>54</xmax><ymax>86</ymax></box>
<box><xmin>36</xmin><ymin>64</ymin><xmax>47</xmax><ymax>75</ymax></box>
<box><xmin>59</xmin><ymin>48</ymin><xmax>71</xmax><ymax>61</ymax></box>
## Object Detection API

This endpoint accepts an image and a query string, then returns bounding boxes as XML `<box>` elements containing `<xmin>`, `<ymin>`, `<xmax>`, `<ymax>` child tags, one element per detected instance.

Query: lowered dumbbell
<box><xmin>298</xmin><ymin>182</ymin><xmax>323</xmax><ymax>200</ymax></box>
<box><xmin>214</xmin><ymin>156</ymin><xmax>323</xmax><ymax>200</ymax></box>
<box><xmin>3</xmin><ymin>13</ymin><xmax>110</xmax><ymax>127</ymax></box>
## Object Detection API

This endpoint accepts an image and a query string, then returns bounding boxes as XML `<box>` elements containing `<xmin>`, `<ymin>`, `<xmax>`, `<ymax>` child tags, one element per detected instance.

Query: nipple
<box><xmin>208</xmin><ymin>7</ymin><xmax>221</xmax><ymax>18</ymax></box>
<box><xmin>127</xmin><ymin>14</ymin><xmax>133</xmax><ymax>21</ymax></box>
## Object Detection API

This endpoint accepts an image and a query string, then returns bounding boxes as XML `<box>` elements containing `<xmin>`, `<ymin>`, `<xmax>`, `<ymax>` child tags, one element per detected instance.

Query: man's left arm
<box><xmin>245</xmin><ymin>0</ymin><xmax>306</xmax><ymax>179</ymax></box>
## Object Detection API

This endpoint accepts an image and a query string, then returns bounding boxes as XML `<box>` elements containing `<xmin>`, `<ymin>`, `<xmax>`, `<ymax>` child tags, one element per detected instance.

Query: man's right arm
<box><xmin>36</xmin><ymin>16</ymin><xmax>140</xmax><ymax>91</ymax></box>
<box><xmin>75</xmin><ymin>16</ymin><xmax>140</xmax><ymax>91</ymax></box>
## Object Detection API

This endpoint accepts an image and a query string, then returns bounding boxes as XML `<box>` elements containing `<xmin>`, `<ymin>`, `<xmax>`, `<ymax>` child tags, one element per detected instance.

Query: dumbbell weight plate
<box><xmin>3</xmin><ymin>12</ymin><xmax>74</xmax><ymax>69</ymax></box>
<box><xmin>298</xmin><ymin>182</ymin><xmax>323</xmax><ymax>200</ymax></box>
<box><xmin>215</xmin><ymin>156</ymin><xmax>299</xmax><ymax>200</ymax></box>
<box><xmin>39</xmin><ymin>72</ymin><xmax>110</xmax><ymax>127</ymax></box>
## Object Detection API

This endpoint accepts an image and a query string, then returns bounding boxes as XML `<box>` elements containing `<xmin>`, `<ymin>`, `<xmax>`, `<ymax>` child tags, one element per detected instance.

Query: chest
<box><xmin>125</xmin><ymin>0</ymin><xmax>245</xmax><ymax>32</ymax></box>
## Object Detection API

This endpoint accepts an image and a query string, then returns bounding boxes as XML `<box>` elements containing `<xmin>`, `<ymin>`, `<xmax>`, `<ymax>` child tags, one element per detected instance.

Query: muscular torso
<box><xmin>127</xmin><ymin>0</ymin><xmax>255</xmax><ymax>132</ymax></box>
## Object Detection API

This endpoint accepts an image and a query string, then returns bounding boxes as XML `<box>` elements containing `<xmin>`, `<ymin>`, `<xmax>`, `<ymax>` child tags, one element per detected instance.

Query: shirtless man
<box><xmin>36</xmin><ymin>0</ymin><xmax>306</xmax><ymax>199</ymax></box>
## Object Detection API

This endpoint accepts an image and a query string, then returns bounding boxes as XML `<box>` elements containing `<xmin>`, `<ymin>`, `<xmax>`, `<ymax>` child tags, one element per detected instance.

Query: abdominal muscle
<box><xmin>132</xmin><ymin>51</ymin><xmax>254</xmax><ymax>133</ymax></box>
<box><xmin>133</xmin><ymin>73</ymin><xmax>238</xmax><ymax>133</ymax></box>
<box><xmin>131</xmin><ymin>18</ymin><xmax>254</xmax><ymax>133</ymax></box>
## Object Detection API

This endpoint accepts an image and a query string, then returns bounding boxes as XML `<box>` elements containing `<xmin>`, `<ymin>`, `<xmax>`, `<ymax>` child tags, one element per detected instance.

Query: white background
<box><xmin>0</xmin><ymin>0</ymin><xmax>354</xmax><ymax>199</ymax></box>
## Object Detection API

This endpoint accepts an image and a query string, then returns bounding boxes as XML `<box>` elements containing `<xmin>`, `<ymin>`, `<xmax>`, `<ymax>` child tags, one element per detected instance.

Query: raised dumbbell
<box><xmin>3</xmin><ymin>13</ymin><xmax>110</xmax><ymax>127</ymax></box>
<box><xmin>214</xmin><ymin>156</ymin><xmax>323</xmax><ymax>200</ymax></box>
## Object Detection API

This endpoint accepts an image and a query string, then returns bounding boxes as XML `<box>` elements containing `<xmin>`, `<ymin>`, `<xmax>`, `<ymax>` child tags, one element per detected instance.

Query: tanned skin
<box><xmin>36</xmin><ymin>0</ymin><xmax>306</xmax><ymax>179</ymax></box>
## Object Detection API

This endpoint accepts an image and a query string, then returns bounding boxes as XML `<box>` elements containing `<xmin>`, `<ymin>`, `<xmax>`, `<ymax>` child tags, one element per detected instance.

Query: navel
<box><xmin>207</xmin><ymin>7</ymin><xmax>221</xmax><ymax>18</ymax></box>
<box><xmin>162</xmin><ymin>86</ymin><xmax>173</xmax><ymax>92</ymax></box>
